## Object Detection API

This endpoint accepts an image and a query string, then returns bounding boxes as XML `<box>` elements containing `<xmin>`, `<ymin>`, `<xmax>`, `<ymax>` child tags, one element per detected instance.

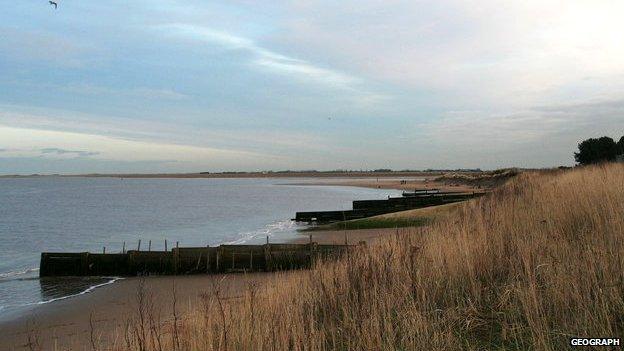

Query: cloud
<box><xmin>0</xmin><ymin>124</ymin><xmax>287</xmax><ymax>172</ymax></box>
<box><xmin>0</xmin><ymin>105</ymin><xmax>335</xmax><ymax>155</ymax></box>
<box><xmin>1</xmin><ymin>147</ymin><xmax>100</xmax><ymax>159</ymax></box>
<box><xmin>272</xmin><ymin>0</ymin><xmax>624</xmax><ymax>106</ymax></box>
<box><xmin>407</xmin><ymin>97</ymin><xmax>624</xmax><ymax>168</ymax></box>
<box><xmin>157</xmin><ymin>23</ymin><xmax>360</xmax><ymax>89</ymax></box>
<box><xmin>2</xmin><ymin>1</ymin><xmax>623</xmax><ymax>172</ymax></box>
<box><xmin>62</xmin><ymin>84</ymin><xmax>191</xmax><ymax>100</ymax></box>
<box><xmin>0</xmin><ymin>26</ymin><xmax>99</xmax><ymax>68</ymax></box>
<box><xmin>9</xmin><ymin>81</ymin><xmax>190</xmax><ymax>101</ymax></box>
<box><xmin>39</xmin><ymin>148</ymin><xmax>100</xmax><ymax>158</ymax></box>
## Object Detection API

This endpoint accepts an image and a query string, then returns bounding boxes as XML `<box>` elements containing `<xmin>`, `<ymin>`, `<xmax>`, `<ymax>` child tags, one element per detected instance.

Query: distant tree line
<box><xmin>575</xmin><ymin>135</ymin><xmax>624</xmax><ymax>165</ymax></box>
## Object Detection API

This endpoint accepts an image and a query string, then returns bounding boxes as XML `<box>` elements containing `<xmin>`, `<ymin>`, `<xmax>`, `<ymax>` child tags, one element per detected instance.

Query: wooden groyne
<box><xmin>352</xmin><ymin>192</ymin><xmax>480</xmax><ymax>210</ymax></box>
<box><xmin>294</xmin><ymin>191</ymin><xmax>484</xmax><ymax>223</ymax></box>
<box><xmin>40</xmin><ymin>241</ymin><xmax>361</xmax><ymax>277</ymax></box>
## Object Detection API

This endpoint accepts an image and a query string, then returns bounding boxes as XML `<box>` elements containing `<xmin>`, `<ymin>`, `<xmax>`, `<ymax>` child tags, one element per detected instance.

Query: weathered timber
<box><xmin>401</xmin><ymin>189</ymin><xmax>474</xmax><ymax>197</ymax></box>
<box><xmin>352</xmin><ymin>193</ymin><xmax>482</xmax><ymax>210</ymax></box>
<box><xmin>295</xmin><ymin>192</ymin><xmax>485</xmax><ymax>223</ymax></box>
<box><xmin>401</xmin><ymin>188</ymin><xmax>441</xmax><ymax>196</ymax></box>
<box><xmin>40</xmin><ymin>242</ymin><xmax>361</xmax><ymax>277</ymax></box>
<box><xmin>295</xmin><ymin>209</ymin><xmax>380</xmax><ymax>222</ymax></box>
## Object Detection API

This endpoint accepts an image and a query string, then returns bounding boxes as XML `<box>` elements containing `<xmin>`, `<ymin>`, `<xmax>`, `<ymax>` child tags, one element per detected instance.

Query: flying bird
<box><xmin>49</xmin><ymin>1</ymin><xmax>58</xmax><ymax>9</ymax></box>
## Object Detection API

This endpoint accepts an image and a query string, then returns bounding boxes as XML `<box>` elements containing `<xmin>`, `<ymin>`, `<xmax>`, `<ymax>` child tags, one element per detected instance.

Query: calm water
<box><xmin>0</xmin><ymin>177</ymin><xmax>399</xmax><ymax>319</ymax></box>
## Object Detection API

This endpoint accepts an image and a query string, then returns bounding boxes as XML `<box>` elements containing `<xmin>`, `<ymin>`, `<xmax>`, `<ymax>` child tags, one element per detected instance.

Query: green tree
<box><xmin>574</xmin><ymin>136</ymin><xmax>618</xmax><ymax>165</ymax></box>
<box><xmin>617</xmin><ymin>135</ymin><xmax>624</xmax><ymax>155</ymax></box>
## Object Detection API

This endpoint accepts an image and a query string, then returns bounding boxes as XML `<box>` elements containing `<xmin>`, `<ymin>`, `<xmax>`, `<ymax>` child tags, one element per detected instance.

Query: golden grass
<box><xmin>376</xmin><ymin>201</ymin><xmax>462</xmax><ymax>220</ymax></box>
<box><xmin>436</xmin><ymin>168</ymin><xmax>519</xmax><ymax>188</ymax></box>
<box><xmin>115</xmin><ymin>163</ymin><xmax>624</xmax><ymax>350</ymax></box>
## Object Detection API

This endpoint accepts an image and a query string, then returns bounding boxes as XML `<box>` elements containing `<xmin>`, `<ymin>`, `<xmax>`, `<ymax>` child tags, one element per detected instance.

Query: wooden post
<box><xmin>148</xmin><ymin>240</ymin><xmax>151</xmax><ymax>252</ymax></box>
<box><xmin>265</xmin><ymin>243</ymin><xmax>271</xmax><ymax>271</ymax></box>
<box><xmin>344</xmin><ymin>233</ymin><xmax>348</xmax><ymax>245</ymax></box>
<box><xmin>216</xmin><ymin>249</ymin><xmax>220</xmax><ymax>272</ymax></box>
<box><xmin>309</xmin><ymin>234</ymin><xmax>314</xmax><ymax>266</ymax></box>
<box><xmin>206</xmin><ymin>245</ymin><xmax>210</xmax><ymax>273</ymax></box>
<box><xmin>174</xmin><ymin>241</ymin><xmax>179</xmax><ymax>274</ymax></box>
<box><xmin>137</xmin><ymin>240</ymin><xmax>141</xmax><ymax>251</ymax></box>
<box><xmin>195</xmin><ymin>252</ymin><xmax>202</xmax><ymax>271</ymax></box>
<box><xmin>266</xmin><ymin>236</ymin><xmax>269</xmax><ymax>244</ymax></box>
<box><xmin>103</xmin><ymin>246</ymin><xmax>106</xmax><ymax>254</ymax></box>
<box><xmin>82</xmin><ymin>252</ymin><xmax>89</xmax><ymax>275</ymax></box>
<box><xmin>174</xmin><ymin>247</ymin><xmax>178</xmax><ymax>275</ymax></box>
<box><xmin>122</xmin><ymin>241</ymin><xmax>126</xmax><ymax>254</ymax></box>
<box><xmin>165</xmin><ymin>239</ymin><xmax>168</xmax><ymax>252</ymax></box>
<box><xmin>250</xmin><ymin>251</ymin><xmax>253</xmax><ymax>270</ymax></box>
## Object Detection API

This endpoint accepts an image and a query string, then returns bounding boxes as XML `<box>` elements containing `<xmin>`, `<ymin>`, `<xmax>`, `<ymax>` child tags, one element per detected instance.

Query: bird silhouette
<box><xmin>49</xmin><ymin>1</ymin><xmax>58</xmax><ymax>9</ymax></box>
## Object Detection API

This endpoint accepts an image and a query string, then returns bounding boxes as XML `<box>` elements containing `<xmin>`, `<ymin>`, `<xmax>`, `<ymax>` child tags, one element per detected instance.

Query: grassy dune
<box><xmin>117</xmin><ymin>164</ymin><xmax>624</xmax><ymax>350</ymax></box>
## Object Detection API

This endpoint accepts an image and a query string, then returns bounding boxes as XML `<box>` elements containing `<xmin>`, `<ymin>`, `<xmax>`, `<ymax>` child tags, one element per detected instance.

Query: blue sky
<box><xmin>1</xmin><ymin>0</ymin><xmax>623</xmax><ymax>174</ymax></box>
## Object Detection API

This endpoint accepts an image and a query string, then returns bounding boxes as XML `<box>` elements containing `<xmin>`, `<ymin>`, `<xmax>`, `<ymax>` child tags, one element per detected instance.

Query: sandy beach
<box><xmin>0</xmin><ymin>228</ymin><xmax>396</xmax><ymax>350</ymax></box>
<box><xmin>0</xmin><ymin>173</ymin><xmax>484</xmax><ymax>350</ymax></box>
<box><xmin>0</xmin><ymin>173</ymin><xmax>476</xmax><ymax>350</ymax></box>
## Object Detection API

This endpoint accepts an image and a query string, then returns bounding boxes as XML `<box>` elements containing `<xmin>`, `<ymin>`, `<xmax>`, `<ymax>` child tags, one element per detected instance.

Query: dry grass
<box><xmin>436</xmin><ymin>168</ymin><xmax>519</xmax><ymax>188</ymax></box>
<box><xmin>111</xmin><ymin>163</ymin><xmax>624</xmax><ymax>350</ymax></box>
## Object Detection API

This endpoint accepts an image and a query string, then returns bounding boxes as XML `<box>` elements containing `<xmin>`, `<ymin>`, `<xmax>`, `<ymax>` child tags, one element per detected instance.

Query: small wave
<box><xmin>0</xmin><ymin>267</ymin><xmax>39</xmax><ymax>280</ymax></box>
<box><xmin>32</xmin><ymin>277</ymin><xmax>123</xmax><ymax>306</ymax></box>
<box><xmin>0</xmin><ymin>277</ymin><xmax>123</xmax><ymax>315</ymax></box>
<box><xmin>224</xmin><ymin>219</ymin><xmax>299</xmax><ymax>245</ymax></box>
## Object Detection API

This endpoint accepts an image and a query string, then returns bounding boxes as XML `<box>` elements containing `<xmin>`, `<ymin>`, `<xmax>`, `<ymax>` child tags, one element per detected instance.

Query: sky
<box><xmin>1</xmin><ymin>0</ymin><xmax>623</xmax><ymax>174</ymax></box>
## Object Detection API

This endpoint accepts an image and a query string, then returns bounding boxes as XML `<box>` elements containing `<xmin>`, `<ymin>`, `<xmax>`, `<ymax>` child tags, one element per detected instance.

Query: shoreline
<box><xmin>0</xmin><ymin>171</ymin><xmax>448</xmax><ymax>179</ymax></box>
<box><xmin>0</xmin><ymin>227</ymin><xmax>397</xmax><ymax>350</ymax></box>
<box><xmin>0</xmin><ymin>176</ymin><xmax>472</xmax><ymax>349</ymax></box>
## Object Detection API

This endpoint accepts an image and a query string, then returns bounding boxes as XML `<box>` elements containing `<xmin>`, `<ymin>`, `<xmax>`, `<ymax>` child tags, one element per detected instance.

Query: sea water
<box><xmin>0</xmin><ymin>177</ymin><xmax>399</xmax><ymax>319</ymax></box>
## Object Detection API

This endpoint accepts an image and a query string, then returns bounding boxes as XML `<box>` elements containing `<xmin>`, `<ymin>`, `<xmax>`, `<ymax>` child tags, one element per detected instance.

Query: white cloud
<box><xmin>273</xmin><ymin>0</ymin><xmax>624</xmax><ymax>106</ymax></box>
<box><xmin>157</xmin><ymin>23</ymin><xmax>361</xmax><ymax>89</ymax></box>
<box><xmin>0</xmin><ymin>105</ymin><xmax>335</xmax><ymax>154</ymax></box>
<box><xmin>0</xmin><ymin>125</ymin><xmax>282</xmax><ymax>168</ymax></box>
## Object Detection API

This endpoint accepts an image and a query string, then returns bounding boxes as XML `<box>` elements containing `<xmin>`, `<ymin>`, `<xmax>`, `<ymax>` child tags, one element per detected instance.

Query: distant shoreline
<box><xmin>0</xmin><ymin>170</ymin><xmax>461</xmax><ymax>179</ymax></box>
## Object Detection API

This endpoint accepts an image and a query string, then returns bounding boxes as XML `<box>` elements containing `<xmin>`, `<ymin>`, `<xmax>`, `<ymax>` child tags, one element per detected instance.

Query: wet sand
<box><xmin>0</xmin><ymin>228</ymin><xmax>395</xmax><ymax>350</ymax></box>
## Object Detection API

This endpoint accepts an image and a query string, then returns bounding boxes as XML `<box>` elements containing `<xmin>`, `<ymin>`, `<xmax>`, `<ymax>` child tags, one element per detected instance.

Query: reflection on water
<box><xmin>39</xmin><ymin>277</ymin><xmax>114</xmax><ymax>302</ymax></box>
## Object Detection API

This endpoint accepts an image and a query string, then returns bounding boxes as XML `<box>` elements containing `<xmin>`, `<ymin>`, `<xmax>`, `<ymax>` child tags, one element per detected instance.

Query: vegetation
<box><xmin>114</xmin><ymin>164</ymin><xmax>623</xmax><ymax>350</ymax></box>
<box><xmin>435</xmin><ymin>168</ymin><xmax>519</xmax><ymax>188</ymax></box>
<box><xmin>574</xmin><ymin>136</ymin><xmax>623</xmax><ymax>165</ymax></box>
<box><xmin>304</xmin><ymin>202</ymin><xmax>463</xmax><ymax>232</ymax></box>
<box><xmin>304</xmin><ymin>216</ymin><xmax>430</xmax><ymax>231</ymax></box>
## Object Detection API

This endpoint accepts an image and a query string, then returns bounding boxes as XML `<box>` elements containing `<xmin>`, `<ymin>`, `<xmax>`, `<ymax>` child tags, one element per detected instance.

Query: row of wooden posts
<box><xmin>41</xmin><ymin>234</ymin><xmax>356</xmax><ymax>277</ymax></box>
<box><xmin>104</xmin><ymin>239</ymin><xmax>179</xmax><ymax>255</ymax></box>
<box><xmin>101</xmin><ymin>233</ymin><xmax>351</xmax><ymax>255</ymax></box>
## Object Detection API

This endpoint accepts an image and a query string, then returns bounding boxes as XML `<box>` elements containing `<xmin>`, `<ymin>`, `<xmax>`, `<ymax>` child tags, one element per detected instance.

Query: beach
<box><xmin>0</xmin><ymin>175</ymin><xmax>481</xmax><ymax>350</ymax></box>
<box><xmin>0</xmin><ymin>228</ymin><xmax>397</xmax><ymax>350</ymax></box>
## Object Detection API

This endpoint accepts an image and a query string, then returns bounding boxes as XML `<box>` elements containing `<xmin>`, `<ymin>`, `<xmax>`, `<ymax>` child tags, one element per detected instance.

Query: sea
<box><xmin>0</xmin><ymin>177</ymin><xmax>400</xmax><ymax>320</ymax></box>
